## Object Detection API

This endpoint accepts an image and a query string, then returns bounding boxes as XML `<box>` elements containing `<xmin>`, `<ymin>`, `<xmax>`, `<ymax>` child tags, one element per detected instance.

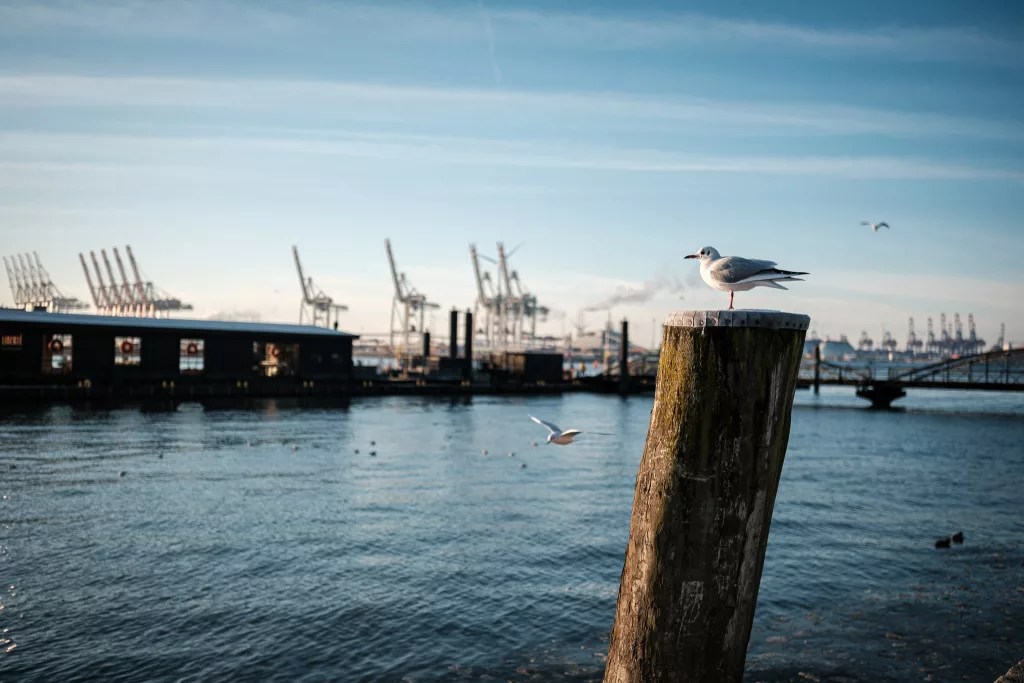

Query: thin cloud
<box><xmin>2</xmin><ymin>74</ymin><xmax>1022</xmax><ymax>143</ymax></box>
<box><xmin>498</xmin><ymin>9</ymin><xmax>1023</xmax><ymax>66</ymax></box>
<box><xmin>1</xmin><ymin>1</ymin><xmax>1020</xmax><ymax>67</ymax></box>
<box><xmin>1</xmin><ymin>131</ymin><xmax>1021</xmax><ymax>183</ymax></box>
<box><xmin>477</xmin><ymin>0</ymin><xmax>502</xmax><ymax>85</ymax></box>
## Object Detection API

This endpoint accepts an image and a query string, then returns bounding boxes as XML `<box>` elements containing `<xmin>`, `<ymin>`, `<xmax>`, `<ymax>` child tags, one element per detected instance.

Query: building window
<box><xmin>42</xmin><ymin>334</ymin><xmax>73</xmax><ymax>374</ymax></box>
<box><xmin>114</xmin><ymin>336</ymin><xmax>142</xmax><ymax>366</ymax></box>
<box><xmin>2</xmin><ymin>334</ymin><xmax>22</xmax><ymax>350</ymax></box>
<box><xmin>255</xmin><ymin>341</ymin><xmax>298</xmax><ymax>377</ymax></box>
<box><xmin>179</xmin><ymin>338</ymin><xmax>205</xmax><ymax>374</ymax></box>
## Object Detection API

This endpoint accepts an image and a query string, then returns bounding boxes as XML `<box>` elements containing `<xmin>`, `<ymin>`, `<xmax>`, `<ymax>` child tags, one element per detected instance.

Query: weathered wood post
<box><xmin>449</xmin><ymin>308</ymin><xmax>459</xmax><ymax>360</ymax></box>
<box><xmin>463</xmin><ymin>310</ymin><xmax>474</xmax><ymax>381</ymax></box>
<box><xmin>619</xmin><ymin>318</ymin><xmax>630</xmax><ymax>396</ymax></box>
<box><xmin>813</xmin><ymin>344</ymin><xmax>821</xmax><ymax>394</ymax></box>
<box><xmin>605</xmin><ymin>309</ymin><xmax>809</xmax><ymax>683</ymax></box>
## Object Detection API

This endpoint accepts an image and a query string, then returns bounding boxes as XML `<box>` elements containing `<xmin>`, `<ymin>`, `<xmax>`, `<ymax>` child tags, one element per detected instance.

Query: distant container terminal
<box><xmin>1</xmin><ymin>240</ymin><xmax>1012</xmax><ymax>407</ymax></box>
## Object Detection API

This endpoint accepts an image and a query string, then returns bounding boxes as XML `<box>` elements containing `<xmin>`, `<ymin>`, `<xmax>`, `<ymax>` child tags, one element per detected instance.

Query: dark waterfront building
<box><xmin>0</xmin><ymin>309</ymin><xmax>356</xmax><ymax>400</ymax></box>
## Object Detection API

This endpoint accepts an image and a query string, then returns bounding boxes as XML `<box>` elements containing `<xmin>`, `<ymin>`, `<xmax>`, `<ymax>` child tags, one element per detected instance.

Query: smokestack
<box><xmin>464</xmin><ymin>309</ymin><xmax>474</xmax><ymax>381</ymax></box>
<box><xmin>450</xmin><ymin>308</ymin><xmax>459</xmax><ymax>359</ymax></box>
<box><xmin>619</xmin><ymin>318</ymin><xmax>630</xmax><ymax>395</ymax></box>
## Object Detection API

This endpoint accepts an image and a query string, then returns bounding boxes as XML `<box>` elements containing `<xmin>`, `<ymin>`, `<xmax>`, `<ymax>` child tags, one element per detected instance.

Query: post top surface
<box><xmin>665</xmin><ymin>309</ymin><xmax>810</xmax><ymax>331</ymax></box>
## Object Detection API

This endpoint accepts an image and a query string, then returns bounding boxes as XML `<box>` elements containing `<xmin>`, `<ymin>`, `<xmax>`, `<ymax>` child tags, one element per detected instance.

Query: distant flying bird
<box><xmin>685</xmin><ymin>245</ymin><xmax>808</xmax><ymax>310</ymax></box>
<box><xmin>529</xmin><ymin>415</ymin><xmax>582</xmax><ymax>445</ymax></box>
<box><xmin>861</xmin><ymin>221</ymin><xmax>890</xmax><ymax>232</ymax></box>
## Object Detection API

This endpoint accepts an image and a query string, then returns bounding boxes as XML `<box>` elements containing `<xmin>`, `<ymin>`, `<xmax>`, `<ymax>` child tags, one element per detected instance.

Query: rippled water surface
<box><xmin>2</xmin><ymin>387</ymin><xmax>1022</xmax><ymax>682</ymax></box>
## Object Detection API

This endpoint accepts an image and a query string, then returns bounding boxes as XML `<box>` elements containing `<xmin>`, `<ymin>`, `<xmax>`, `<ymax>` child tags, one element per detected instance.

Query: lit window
<box><xmin>114</xmin><ymin>336</ymin><xmax>141</xmax><ymax>366</ymax></box>
<box><xmin>257</xmin><ymin>342</ymin><xmax>298</xmax><ymax>377</ymax></box>
<box><xmin>1</xmin><ymin>334</ymin><xmax>22</xmax><ymax>349</ymax></box>
<box><xmin>42</xmin><ymin>334</ymin><xmax>73</xmax><ymax>374</ymax></box>
<box><xmin>179</xmin><ymin>338</ymin><xmax>205</xmax><ymax>374</ymax></box>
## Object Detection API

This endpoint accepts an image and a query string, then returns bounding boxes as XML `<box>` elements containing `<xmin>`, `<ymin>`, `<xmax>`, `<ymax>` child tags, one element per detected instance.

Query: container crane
<box><xmin>3</xmin><ymin>252</ymin><xmax>86</xmax><ymax>312</ymax></box>
<box><xmin>967</xmin><ymin>314</ymin><xmax>984</xmax><ymax>355</ymax></box>
<box><xmin>80</xmin><ymin>246</ymin><xmax>191</xmax><ymax>317</ymax></box>
<box><xmin>470</xmin><ymin>243</ymin><xmax>501</xmax><ymax>349</ymax></box>
<box><xmin>293</xmin><ymin>245</ymin><xmax>346</xmax><ymax>329</ymax></box>
<box><xmin>385</xmin><ymin>239</ymin><xmax>439</xmax><ymax>356</ymax></box>
<box><xmin>991</xmin><ymin>323</ymin><xmax>1006</xmax><ymax>352</ymax></box>
<box><xmin>857</xmin><ymin>330</ymin><xmax>874</xmax><ymax>352</ymax></box>
<box><xmin>905</xmin><ymin>317</ymin><xmax>923</xmax><ymax>356</ymax></box>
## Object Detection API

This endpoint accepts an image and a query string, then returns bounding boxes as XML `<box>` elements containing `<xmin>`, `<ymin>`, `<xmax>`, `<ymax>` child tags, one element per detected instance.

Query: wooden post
<box><xmin>449</xmin><ymin>308</ymin><xmax>459</xmax><ymax>360</ymax></box>
<box><xmin>463</xmin><ymin>310</ymin><xmax>474</xmax><ymax>381</ymax></box>
<box><xmin>813</xmin><ymin>344</ymin><xmax>821</xmax><ymax>394</ymax></box>
<box><xmin>605</xmin><ymin>309</ymin><xmax>809</xmax><ymax>683</ymax></box>
<box><xmin>619</xmin><ymin>318</ymin><xmax>630</xmax><ymax>395</ymax></box>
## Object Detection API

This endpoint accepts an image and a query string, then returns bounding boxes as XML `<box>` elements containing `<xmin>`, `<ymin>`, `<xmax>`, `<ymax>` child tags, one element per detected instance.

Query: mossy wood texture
<box><xmin>605</xmin><ymin>311</ymin><xmax>809</xmax><ymax>683</ymax></box>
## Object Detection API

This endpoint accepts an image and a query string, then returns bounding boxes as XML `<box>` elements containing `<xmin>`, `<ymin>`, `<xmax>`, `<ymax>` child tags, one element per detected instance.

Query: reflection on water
<box><xmin>2</xmin><ymin>389</ymin><xmax>1022</xmax><ymax>682</ymax></box>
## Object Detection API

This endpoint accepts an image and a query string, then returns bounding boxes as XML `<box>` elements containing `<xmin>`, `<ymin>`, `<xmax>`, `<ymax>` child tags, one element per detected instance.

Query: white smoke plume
<box><xmin>583</xmin><ymin>274</ymin><xmax>685</xmax><ymax>312</ymax></box>
<box><xmin>207</xmin><ymin>309</ymin><xmax>263</xmax><ymax>322</ymax></box>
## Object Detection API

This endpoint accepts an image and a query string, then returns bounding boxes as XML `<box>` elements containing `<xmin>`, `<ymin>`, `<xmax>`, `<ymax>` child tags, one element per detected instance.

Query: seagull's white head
<box><xmin>684</xmin><ymin>246</ymin><xmax>720</xmax><ymax>262</ymax></box>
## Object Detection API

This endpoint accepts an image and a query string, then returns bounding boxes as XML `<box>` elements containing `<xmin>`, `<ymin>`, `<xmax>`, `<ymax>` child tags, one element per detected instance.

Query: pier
<box><xmin>800</xmin><ymin>347</ymin><xmax>1024</xmax><ymax>408</ymax></box>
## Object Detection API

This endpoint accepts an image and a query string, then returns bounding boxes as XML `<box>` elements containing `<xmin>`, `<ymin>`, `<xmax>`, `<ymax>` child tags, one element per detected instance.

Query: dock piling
<box><xmin>464</xmin><ymin>310</ymin><xmax>474</xmax><ymax>381</ymax></box>
<box><xmin>619</xmin><ymin>318</ymin><xmax>630</xmax><ymax>395</ymax></box>
<box><xmin>449</xmin><ymin>308</ymin><xmax>458</xmax><ymax>359</ymax></box>
<box><xmin>813</xmin><ymin>344</ymin><xmax>821</xmax><ymax>394</ymax></box>
<box><xmin>604</xmin><ymin>309</ymin><xmax>809</xmax><ymax>683</ymax></box>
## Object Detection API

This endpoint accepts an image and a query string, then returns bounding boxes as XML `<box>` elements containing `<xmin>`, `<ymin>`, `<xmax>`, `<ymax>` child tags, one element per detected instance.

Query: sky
<box><xmin>1</xmin><ymin>0</ymin><xmax>1022</xmax><ymax>348</ymax></box>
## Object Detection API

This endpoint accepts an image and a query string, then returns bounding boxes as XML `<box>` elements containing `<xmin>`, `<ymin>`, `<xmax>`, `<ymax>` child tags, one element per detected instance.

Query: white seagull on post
<box><xmin>861</xmin><ymin>221</ymin><xmax>890</xmax><ymax>232</ymax></box>
<box><xmin>529</xmin><ymin>415</ymin><xmax>582</xmax><ymax>445</ymax></box>
<box><xmin>685</xmin><ymin>246</ymin><xmax>808</xmax><ymax>310</ymax></box>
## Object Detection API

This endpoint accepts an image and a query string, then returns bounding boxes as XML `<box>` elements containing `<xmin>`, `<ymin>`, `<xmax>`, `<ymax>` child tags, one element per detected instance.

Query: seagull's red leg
<box><xmin>728</xmin><ymin>291</ymin><xmax>734</xmax><ymax>309</ymax></box>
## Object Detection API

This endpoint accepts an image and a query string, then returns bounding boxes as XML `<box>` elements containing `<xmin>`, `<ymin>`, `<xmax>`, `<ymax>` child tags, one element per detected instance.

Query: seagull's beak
<box><xmin>684</xmin><ymin>253</ymin><xmax>699</xmax><ymax>260</ymax></box>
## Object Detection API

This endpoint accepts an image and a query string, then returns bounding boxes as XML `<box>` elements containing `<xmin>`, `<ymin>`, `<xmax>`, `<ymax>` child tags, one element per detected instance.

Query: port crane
<box><xmin>78</xmin><ymin>246</ymin><xmax>191</xmax><ymax>317</ymax></box>
<box><xmin>3</xmin><ymin>252</ymin><xmax>86</xmax><ymax>313</ymax></box>
<box><xmin>292</xmin><ymin>245</ymin><xmax>346</xmax><ymax>328</ymax></box>
<box><xmin>385</xmin><ymin>239</ymin><xmax>439</xmax><ymax>356</ymax></box>
<box><xmin>470</xmin><ymin>243</ymin><xmax>503</xmax><ymax>349</ymax></box>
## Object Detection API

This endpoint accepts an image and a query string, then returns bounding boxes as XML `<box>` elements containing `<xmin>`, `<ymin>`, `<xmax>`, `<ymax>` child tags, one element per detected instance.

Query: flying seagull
<box><xmin>529</xmin><ymin>415</ymin><xmax>582</xmax><ymax>445</ymax></box>
<box><xmin>861</xmin><ymin>221</ymin><xmax>890</xmax><ymax>232</ymax></box>
<box><xmin>685</xmin><ymin>246</ymin><xmax>808</xmax><ymax>310</ymax></box>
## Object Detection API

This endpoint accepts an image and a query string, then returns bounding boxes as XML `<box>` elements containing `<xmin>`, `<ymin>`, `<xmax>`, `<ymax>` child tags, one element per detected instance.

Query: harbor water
<box><xmin>2</xmin><ymin>388</ymin><xmax>1022</xmax><ymax>682</ymax></box>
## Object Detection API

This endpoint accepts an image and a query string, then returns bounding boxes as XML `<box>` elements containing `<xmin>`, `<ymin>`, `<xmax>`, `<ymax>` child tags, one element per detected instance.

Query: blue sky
<box><xmin>1</xmin><ymin>0</ymin><xmax>1022</xmax><ymax>346</ymax></box>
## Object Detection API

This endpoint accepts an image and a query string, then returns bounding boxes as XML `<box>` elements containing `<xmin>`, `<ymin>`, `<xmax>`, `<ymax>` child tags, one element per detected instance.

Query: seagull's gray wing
<box><xmin>530</xmin><ymin>415</ymin><xmax>560</xmax><ymax>435</ymax></box>
<box><xmin>708</xmin><ymin>255</ymin><xmax>779</xmax><ymax>284</ymax></box>
<box><xmin>878</xmin><ymin>222</ymin><xmax>889</xmax><ymax>229</ymax></box>
<box><xmin>561</xmin><ymin>429</ymin><xmax>582</xmax><ymax>438</ymax></box>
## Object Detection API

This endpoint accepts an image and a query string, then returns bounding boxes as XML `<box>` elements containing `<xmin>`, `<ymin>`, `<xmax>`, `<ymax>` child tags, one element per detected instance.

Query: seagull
<box><xmin>685</xmin><ymin>246</ymin><xmax>808</xmax><ymax>310</ymax></box>
<box><xmin>861</xmin><ymin>221</ymin><xmax>890</xmax><ymax>232</ymax></box>
<box><xmin>529</xmin><ymin>415</ymin><xmax>582</xmax><ymax>445</ymax></box>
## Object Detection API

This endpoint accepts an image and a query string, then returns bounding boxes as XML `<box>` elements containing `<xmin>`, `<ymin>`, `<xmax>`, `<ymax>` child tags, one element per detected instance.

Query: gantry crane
<box><xmin>470</xmin><ymin>243</ymin><xmax>502</xmax><ymax>349</ymax></box>
<box><xmin>495</xmin><ymin>242</ymin><xmax>548</xmax><ymax>349</ymax></box>
<box><xmin>967</xmin><ymin>314</ymin><xmax>984</xmax><ymax>355</ymax></box>
<box><xmin>79</xmin><ymin>246</ymin><xmax>192</xmax><ymax>317</ymax></box>
<box><xmin>905</xmin><ymin>317</ymin><xmax>923</xmax><ymax>356</ymax></box>
<box><xmin>3</xmin><ymin>252</ymin><xmax>87</xmax><ymax>313</ymax></box>
<box><xmin>385</xmin><ymin>239</ymin><xmax>439</xmax><ymax>357</ymax></box>
<box><xmin>991</xmin><ymin>322</ymin><xmax>1006</xmax><ymax>352</ymax></box>
<box><xmin>292</xmin><ymin>245</ymin><xmax>346</xmax><ymax>329</ymax></box>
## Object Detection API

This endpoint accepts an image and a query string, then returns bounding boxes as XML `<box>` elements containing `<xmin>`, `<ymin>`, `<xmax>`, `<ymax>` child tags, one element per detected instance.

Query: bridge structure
<box><xmin>799</xmin><ymin>347</ymin><xmax>1024</xmax><ymax>408</ymax></box>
